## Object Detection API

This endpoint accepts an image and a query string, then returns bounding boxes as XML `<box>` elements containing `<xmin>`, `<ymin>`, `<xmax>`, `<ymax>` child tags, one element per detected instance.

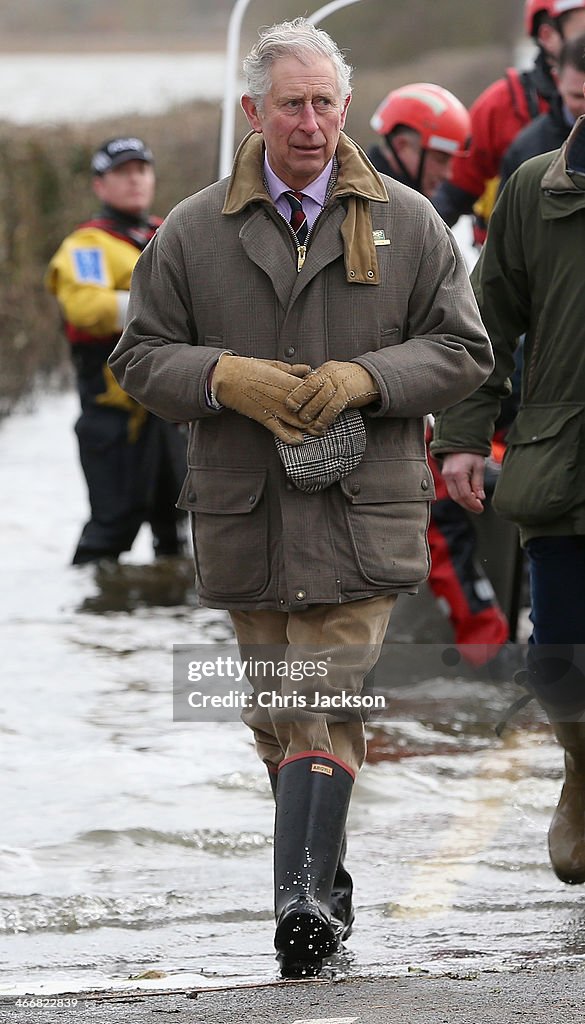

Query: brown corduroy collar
<box><xmin>222</xmin><ymin>131</ymin><xmax>389</xmax><ymax>285</ymax></box>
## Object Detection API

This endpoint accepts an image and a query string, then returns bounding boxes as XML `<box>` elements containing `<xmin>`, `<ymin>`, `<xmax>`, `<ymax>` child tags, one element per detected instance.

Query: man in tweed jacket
<box><xmin>110</xmin><ymin>18</ymin><xmax>492</xmax><ymax>977</ymax></box>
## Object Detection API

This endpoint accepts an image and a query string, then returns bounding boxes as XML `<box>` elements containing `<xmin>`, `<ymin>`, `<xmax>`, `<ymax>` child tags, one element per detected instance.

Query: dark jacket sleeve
<box><xmin>430</xmin><ymin>173</ymin><xmax>530</xmax><ymax>457</ymax></box>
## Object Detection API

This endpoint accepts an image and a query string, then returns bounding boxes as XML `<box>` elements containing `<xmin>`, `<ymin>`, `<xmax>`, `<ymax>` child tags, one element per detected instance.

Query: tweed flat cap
<box><xmin>274</xmin><ymin>409</ymin><xmax>367</xmax><ymax>493</ymax></box>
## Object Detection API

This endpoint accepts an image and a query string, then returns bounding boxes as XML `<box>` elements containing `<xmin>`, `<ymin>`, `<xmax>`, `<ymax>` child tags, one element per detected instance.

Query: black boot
<box><xmin>266</xmin><ymin>764</ymin><xmax>354</xmax><ymax>939</ymax></box>
<box><xmin>273</xmin><ymin>753</ymin><xmax>353</xmax><ymax>978</ymax></box>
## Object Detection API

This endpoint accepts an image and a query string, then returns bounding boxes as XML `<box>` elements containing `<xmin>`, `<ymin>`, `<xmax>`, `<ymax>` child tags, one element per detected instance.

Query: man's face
<box><xmin>392</xmin><ymin>134</ymin><xmax>454</xmax><ymax>198</ymax></box>
<box><xmin>241</xmin><ymin>54</ymin><xmax>351</xmax><ymax>190</ymax></box>
<box><xmin>93</xmin><ymin>160</ymin><xmax>155</xmax><ymax>216</ymax></box>
<box><xmin>421</xmin><ymin>150</ymin><xmax>454</xmax><ymax>198</ymax></box>
<box><xmin>558</xmin><ymin>63</ymin><xmax>585</xmax><ymax>120</ymax></box>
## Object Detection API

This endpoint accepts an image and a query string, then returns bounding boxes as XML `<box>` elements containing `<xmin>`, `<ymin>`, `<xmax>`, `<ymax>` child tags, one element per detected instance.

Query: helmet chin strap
<box><xmin>385</xmin><ymin>135</ymin><xmax>426</xmax><ymax>194</ymax></box>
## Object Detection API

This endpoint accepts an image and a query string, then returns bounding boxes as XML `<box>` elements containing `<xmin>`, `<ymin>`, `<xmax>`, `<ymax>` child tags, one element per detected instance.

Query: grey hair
<box><xmin>242</xmin><ymin>17</ymin><xmax>353</xmax><ymax>109</ymax></box>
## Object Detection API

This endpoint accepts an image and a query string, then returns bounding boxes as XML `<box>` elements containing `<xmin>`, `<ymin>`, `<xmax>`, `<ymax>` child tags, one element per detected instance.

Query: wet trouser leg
<box><xmin>525</xmin><ymin>536</ymin><xmax>585</xmax><ymax>883</ymax></box>
<box><xmin>525</xmin><ymin>536</ymin><xmax>585</xmax><ymax>712</ymax></box>
<box><xmin>229</xmin><ymin>594</ymin><xmax>396</xmax><ymax>776</ymax></box>
<box><xmin>73</xmin><ymin>402</ymin><xmax>186</xmax><ymax>564</ymax></box>
<box><xmin>147</xmin><ymin>420</ymin><xmax>188</xmax><ymax>557</ymax></box>
<box><xmin>73</xmin><ymin>402</ymin><xmax>147</xmax><ymax>563</ymax></box>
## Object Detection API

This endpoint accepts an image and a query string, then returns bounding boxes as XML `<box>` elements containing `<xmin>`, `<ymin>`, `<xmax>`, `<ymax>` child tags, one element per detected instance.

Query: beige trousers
<box><xmin>230</xmin><ymin>595</ymin><xmax>395</xmax><ymax>776</ymax></box>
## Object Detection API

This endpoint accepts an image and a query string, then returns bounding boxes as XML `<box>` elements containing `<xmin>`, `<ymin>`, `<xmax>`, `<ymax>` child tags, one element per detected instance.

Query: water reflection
<box><xmin>77</xmin><ymin>558</ymin><xmax>198</xmax><ymax>614</ymax></box>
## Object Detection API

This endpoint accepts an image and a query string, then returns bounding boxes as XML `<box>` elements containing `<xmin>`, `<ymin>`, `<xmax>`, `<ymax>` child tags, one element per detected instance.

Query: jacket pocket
<box><xmin>340</xmin><ymin>459</ymin><xmax>435</xmax><ymax>585</ymax></box>
<box><xmin>381</xmin><ymin>326</ymin><xmax>401</xmax><ymax>346</ymax></box>
<box><xmin>493</xmin><ymin>404</ymin><xmax>584</xmax><ymax>526</ymax></box>
<box><xmin>177</xmin><ymin>466</ymin><xmax>268</xmax><ymax>597</ymax></box>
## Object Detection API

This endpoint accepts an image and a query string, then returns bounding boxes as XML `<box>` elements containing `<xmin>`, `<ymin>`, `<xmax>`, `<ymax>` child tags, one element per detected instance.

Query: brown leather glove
<box><xmin>285</xmin><ymin>360</ymin><xmax>380</xmax><ymax>432</ymax></box>
<box><xmin>211</xmin><ymin>355</ymin><xmax>314</xmax><ymax>444</ymax></box>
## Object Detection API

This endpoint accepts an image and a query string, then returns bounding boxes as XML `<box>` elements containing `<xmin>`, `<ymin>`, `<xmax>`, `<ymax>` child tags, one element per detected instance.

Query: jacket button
<box><xmin>285</xmin><ymin>346</ymin><xmax>296</xmax><ymax>356</ymax></box>
<box><xmin>248</xmin><ymin>494</ymin><xmax>256</xmax><ymax>504</ymax></box>
<box><xmin>295</xmin><ymin>590</ymin><xmax>306</xmax><ymax>601</ymax></box>
<box><xmin>285</xmin><ymin>481</ymin><xmax>295</xmax><ymax>491</ymax></box>
<box><xmin>350</xmin><ymin>483</ymin><xmax>361</xmax><ymax>495</ymax></box>
<box><xmin>188</xmin><ymin>491</ymin><xmax>197</xmax><ymax>503</ymax></box>
<box><xmin>421</xmin><ymin>479</ymin><xmax>429</xmax><ymax>491</ymax></box>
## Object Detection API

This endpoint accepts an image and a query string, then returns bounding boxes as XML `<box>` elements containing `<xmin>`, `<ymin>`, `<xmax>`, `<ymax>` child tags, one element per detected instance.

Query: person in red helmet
<box><xmin>369</xmin><ymin>82</ymin><xmax>514</xmax><ymax>675</ymax></box>
<box><xmin>368</xmin><ymin>82</ymin><xmax>471</xmax><ymax>198</ymax></box>
<box><xmin>433</xmin><ymin>0</ymin><xmax>585</xmax><ymax>238</ymax></box>
<box><xmin>500</xmin><ymin>31</ymin><xmax>585</xmax><ymax>189</ymax></box>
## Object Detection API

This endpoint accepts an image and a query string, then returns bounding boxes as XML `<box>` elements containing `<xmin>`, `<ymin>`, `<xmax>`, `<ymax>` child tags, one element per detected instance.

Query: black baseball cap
<box><xmin>91</xmin><ymin>136</ymin><xmax>154</xmax><ymax>175</ymax></box>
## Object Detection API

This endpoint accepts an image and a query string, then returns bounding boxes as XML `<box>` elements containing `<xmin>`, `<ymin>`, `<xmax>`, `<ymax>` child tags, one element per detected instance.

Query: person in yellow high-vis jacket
<box><xmin>46</xmin><ymin>136</ymin><xmax>187</xmax><ymax>564</ymax></box>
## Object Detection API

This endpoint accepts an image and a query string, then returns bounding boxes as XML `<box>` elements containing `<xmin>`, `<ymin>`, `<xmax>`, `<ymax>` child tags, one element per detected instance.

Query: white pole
<box><xmin>308</xmin><ymin>0</ymin><xmax>363</xmax><ymax>26</ymax></box>
<box><xmin>218</xmin><ymin>0</ymin><xmax>364</xmax><ymax>179</ymax></box>
<box><xmin>219</xmin><ymin>0</ymin><xmax>253</xmax><ymax>180</ymax></box>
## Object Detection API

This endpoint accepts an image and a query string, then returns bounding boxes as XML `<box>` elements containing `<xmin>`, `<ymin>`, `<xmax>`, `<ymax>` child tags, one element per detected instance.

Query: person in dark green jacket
<box><xmin>431</xmin><ymin>112</ymin><xmax>585</xmax><ymax>888</ymax></box>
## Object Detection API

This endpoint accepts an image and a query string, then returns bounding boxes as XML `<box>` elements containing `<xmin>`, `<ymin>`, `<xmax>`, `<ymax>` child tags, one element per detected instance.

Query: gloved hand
<box><xmin>285</xmin><ymin>360</ymin><xmax>380</xmax><ymax>432</ymax></box>
<box><xmin>211</xmin><ymin>355</ymin><xmax>314</xmax><ymax>444</ymax></box>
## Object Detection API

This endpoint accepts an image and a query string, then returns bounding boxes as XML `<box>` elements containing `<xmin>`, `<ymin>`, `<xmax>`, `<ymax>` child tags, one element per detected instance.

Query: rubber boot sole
<box><xmin>275</xmin><ymin>901</ymin><xmax>341</xmax><ymax>978</ymax></box>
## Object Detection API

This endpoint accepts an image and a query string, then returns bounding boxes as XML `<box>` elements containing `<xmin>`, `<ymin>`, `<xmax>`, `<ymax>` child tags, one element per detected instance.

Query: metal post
<box><xmin>219</xmin><ymin>0</ymin><xmax>253</xmax><ymax>180</ymax></box>
<box><xmin>308</xmin><ymin>0</ymin><xmax>363</xmax><ymax>25</ymax></box>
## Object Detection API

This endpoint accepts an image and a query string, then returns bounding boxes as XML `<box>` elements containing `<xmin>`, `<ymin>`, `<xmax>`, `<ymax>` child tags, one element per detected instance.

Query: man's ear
<box><xmin>340</xmin><ymin>92</ymin><xmax>352</xmax><ymax>129</ymax></box>
<box><xmin>241</xmin><ymin>94</ymin><xmax>263</xmax><ymax>133</ymax></box>
<box><xmin>92</xmin><ymin>176</ymin><xmax>105</xmax><ymax>202</ymax></box>
<box><xmin>536</xmin><ymin>21</ymin><xmax>563</xmax><ymax>66</ymax></box>
<box><xmin>391</xmin><ymin>133</ymin><xmax>408</xmax><ymax>158</ymax></box>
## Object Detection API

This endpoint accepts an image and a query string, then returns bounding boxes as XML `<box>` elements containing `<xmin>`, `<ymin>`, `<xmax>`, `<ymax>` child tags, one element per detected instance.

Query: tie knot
<box><xmin>285</xmin><ymin>190</ymin><xmax>305</xmax><ymax>209</ymax></box>
<box><xmin>284</xmin><ymin>191</ymin><xmax>308</xmax><ymax>244</ymax></box>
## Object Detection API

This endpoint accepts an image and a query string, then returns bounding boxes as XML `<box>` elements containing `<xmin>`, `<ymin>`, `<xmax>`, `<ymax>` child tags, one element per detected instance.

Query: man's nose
<box><xmin>298</xmin><ymin>103</ymin><xmax>319</xmax><ymax>132</ymax></box>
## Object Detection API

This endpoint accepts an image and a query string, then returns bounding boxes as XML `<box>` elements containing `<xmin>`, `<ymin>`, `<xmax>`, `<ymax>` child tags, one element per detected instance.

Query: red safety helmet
<box><xmin>370</xmin><ymin>83</ymin><xmax>470</xmax><ymax>157</ymax></box>
<box><xmin>524</xmin><ymin>0</ymin><xmax>556</xmax><ymax>36</ymax></box>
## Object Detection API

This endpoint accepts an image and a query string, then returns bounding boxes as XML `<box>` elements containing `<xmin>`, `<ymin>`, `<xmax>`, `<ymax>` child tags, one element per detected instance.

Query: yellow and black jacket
<box><xmin>46</xmin><ymin>205</ymin><xmax>161</xmax><ymax>432</ymax></box>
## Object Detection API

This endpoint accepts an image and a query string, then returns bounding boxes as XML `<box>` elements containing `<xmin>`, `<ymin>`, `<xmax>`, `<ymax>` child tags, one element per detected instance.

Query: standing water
<box><xmin>1</xmin><ymin>391</ymin><xmax>584</xmax><ymax>997</ymax></box>
<box><xmin>0</xmin><ymin>53</ymin><xmax>226</xmax><ymax>125</ymax></box>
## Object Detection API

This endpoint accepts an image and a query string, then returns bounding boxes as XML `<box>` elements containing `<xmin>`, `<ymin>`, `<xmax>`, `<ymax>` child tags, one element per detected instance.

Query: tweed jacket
<box><xmin>109</xmin><ymin>131</ymin><xmax>492</xmax><ymax>610</ymax></box>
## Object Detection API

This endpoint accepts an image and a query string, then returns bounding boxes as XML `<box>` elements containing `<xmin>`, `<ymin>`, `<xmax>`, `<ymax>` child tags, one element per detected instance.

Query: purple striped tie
<box><xmin>285</xmin><ymin>190</ymin><xmax>308</xmax><ymax>245</ymax></box>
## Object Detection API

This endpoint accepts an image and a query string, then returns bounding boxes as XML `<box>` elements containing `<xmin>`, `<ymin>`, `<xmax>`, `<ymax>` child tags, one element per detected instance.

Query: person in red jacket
<box><xmin>368</xmin><ymin>83</ymin><xmax>513</xmax><ymax>673</ymax></box>
<box><xmin>433</xmin><ymin>0</ymin><xmax>585</xmax><ymax>239</ymax></box>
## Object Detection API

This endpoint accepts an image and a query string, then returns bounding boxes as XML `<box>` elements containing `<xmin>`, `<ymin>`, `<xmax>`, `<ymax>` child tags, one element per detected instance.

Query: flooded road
<box><xmin>1</xmin><ymin>391</ymin><xmax>584</xmax><ymax>997</ymax></box>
